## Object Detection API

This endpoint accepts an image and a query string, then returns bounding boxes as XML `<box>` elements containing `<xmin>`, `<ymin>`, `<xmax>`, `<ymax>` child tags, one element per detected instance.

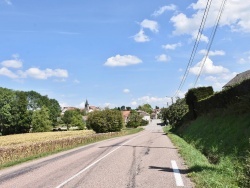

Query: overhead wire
<box><xmin>173</xmin><ymin>0</ymin><xmax>213</xmax><ymax>98</ymax></box>
<box><xmin>193</xmin><ymin>0</ymin><xmax>227</xmax><ymax>87</ymax></box>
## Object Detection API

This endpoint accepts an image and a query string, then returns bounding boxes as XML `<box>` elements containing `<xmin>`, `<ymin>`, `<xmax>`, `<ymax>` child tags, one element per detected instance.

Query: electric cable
<box><xmin>193</xmin><ymin>0</ymin><xmax>227</xmax><ymax>87</ymax></box>
<box><xmin>173</xmin><ymin>0</ymin><xmax>213</xmax><ymax>98</ymax></box>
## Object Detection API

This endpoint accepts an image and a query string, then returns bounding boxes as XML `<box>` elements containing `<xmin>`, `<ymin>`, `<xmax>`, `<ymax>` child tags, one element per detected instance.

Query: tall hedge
<box><xmin>86</xmin><ymin>109</ymin><xmax>124</xmax><ymax>133</ymax></box>
<box><xmin>185</xmin><ymin>86</ymin><xmax>214</xmax><ymax>119</ymax></box>
<box><xmin>196</xmin><ymin>79</ymin><xmax>250</xmax><ymax>115</ymax></box>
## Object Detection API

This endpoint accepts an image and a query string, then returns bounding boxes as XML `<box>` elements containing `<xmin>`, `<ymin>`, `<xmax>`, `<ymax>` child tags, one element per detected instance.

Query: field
<box><xmin>0</xmin><ymin>128</ymin><xmax>143</xmax><ymax>169</ymax></box>
<box><xmin>0</xmin><ymin>130</ymin><xmax>94</xmax><ymax>147</ymax></box>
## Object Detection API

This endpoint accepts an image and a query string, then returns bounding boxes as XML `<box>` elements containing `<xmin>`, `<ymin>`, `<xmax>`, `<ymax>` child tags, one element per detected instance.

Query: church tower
<box><xmin>85</xmin><ymin>99</ymin><xmax>89</xmax><ymax>112</ymax></box>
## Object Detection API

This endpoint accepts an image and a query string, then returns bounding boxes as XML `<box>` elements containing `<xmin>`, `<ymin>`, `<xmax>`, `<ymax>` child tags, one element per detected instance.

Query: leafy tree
<box><xmin>71</xmin><ymin>113</ymin><xmax>85</xmax><ymax>130</ymax></box>
<box><xmin>87</xmin><ymin>109</ymin><xmax>123</xmax><ymax>133</ymax></box>
<box><xmin>126</xmin><ymin>106</ymin><xmax>131</xmax><ymax>111</ymax></box>
<box><xmin>10</xmin><ymin>91</ymin><xmax>31</xmax><ymax>134</ymax></box>
<box><xmin>62</xmin><ymin>110</ymin><xmax>74</xmax><ymax>130</ymax></box>
<box><xmin>126</xmin><ymin>110</ymin><xmax>143</xmax><ymax>128</ymax></box>
<box><xmin>160</xmin><ymin>98</ymin><xmax>188</xmax><ymax>128</ymax></box>
<box><xmin>62</xmin><ymin>109</ymin><xmax>85</xmax><ymax>130</ymax></box>
<box><xmin>31</xmin><ymin>106</ymin><xmax>52</xmax><ymax>132</ymax></box>
<box><xmin>0</xmin><ymin>88</ymin><xmax>15</xmax><ymax>135</ymax></box>
<box><xmin>121</xmin><ymin>106</ymin><xmax>126</xmax><ymax>111</ymax></box>
<box><xmin>48</xmin><ymin>99</ymin><xmax>61</xmax><ymax>127</ymax></box>
<box><xmin>138</xmin><ymin>104</ymin><xmax>153</xmax><ymax>114</ymax></box>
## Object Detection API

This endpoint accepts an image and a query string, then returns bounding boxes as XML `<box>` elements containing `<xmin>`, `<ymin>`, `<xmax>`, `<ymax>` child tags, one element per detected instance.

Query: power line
<box><xmin>193</xmin><ymin>0</ymin><xmax>227</xmax><ymax>87</ymax></box>
<box><xmin>173</xmin><ymin>0</ymin><xmax>213</xmax><ymax>98</ymax></box>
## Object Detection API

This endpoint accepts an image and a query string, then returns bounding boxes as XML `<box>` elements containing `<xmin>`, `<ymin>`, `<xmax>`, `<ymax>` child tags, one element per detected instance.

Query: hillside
<box><xmin>172</xmin><ymin>111</ymin><xmax>250</xmax><ymax>187</ymax></box>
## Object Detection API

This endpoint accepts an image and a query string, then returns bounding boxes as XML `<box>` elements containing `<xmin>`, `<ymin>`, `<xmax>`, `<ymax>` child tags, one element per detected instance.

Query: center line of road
<box><xmin>171</xmin><ymin>160</ymin><xmax>184</xmax><ymax>187</ymax></box>
<box><xmin>55</xmin><ymin>133</ymin><xmax>146</xmax><ymax>188</ymax></box>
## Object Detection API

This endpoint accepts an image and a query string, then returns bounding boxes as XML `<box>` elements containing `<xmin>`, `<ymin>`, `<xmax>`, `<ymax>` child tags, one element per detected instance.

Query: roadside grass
<box><xmin>0</xmin><ymin>127</ymin><xmax>143</xmax><ymax>169</ymax></box>
<box><xmin>163</xmin><ymin>115</ymin><xmax>250</xmax><ymax>188</ymax></box>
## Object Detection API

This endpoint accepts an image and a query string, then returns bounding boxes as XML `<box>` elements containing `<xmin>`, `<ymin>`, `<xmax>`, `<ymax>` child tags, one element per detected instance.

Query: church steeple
<box><xmin>85</xmin><ymin>99</ymin><xmax>89</xmax><ymax>111</ymax></box>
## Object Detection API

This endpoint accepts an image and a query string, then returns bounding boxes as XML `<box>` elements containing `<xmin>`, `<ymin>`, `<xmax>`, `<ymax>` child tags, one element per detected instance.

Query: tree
<box><xmin>138</xmin><ymin>104</ymin><xmax>153</xmax><ymax>114</ymax></box>
<box><xmin>160</xmin><ymin>98</ymin><xmax>188</xmax><ymax>128</ymax></box>
<box><xmin>62</xmin><ymin>109</ymin><xmax>85</xmax><ymax>130</ymax></box>
<box><xmin>71</xmin><ymin>113</ymin><xmax>85</xmax><ymax>130</ymax></box>
<box><xmin>31</xmin><ymin>106</ymin><xmax>52</xmax><ymax>132</ymax></box>
<box><xmin>126</xmin><ymin>106</ymin><xmax>131</xmax><ymax>111</ymax></box>
<box><xmin>10</xmin><ymin>91</ymin><xmax>31</xmax><ymax>134</ymax></box>
<box><xmin>126</xmin><ymin>110</ymin><xmax>143</xmax><ymax>128</ymax></box>
<box><xmin>48</xmin><ymin>99</ymin><xmax>61</xmax><ymax>127</ymax></box>
<box><xmin>87</xmin><ymin>109</ymin><xmax>123</xmax><ymax>133</ymax></box>
<box><xmin>121</xmin><ymin>106</ymin><xmax>126</xmax><ymax>111</ymax></box>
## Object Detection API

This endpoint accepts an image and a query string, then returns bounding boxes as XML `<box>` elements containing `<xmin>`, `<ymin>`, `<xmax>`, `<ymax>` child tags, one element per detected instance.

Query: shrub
<box><xmin>86</xmin><ymin>109</ymin><xmax>123</xmax><ymax>133</ymax></box>
<box><xmin>185</xmin><ymin>86</ymin><xmax>214</xmax><ymax>119</ymax></box>
<box><xmin>126</xmin><ymin>110</ymin><xmax>143</xmax><ymax>128</ymax></box>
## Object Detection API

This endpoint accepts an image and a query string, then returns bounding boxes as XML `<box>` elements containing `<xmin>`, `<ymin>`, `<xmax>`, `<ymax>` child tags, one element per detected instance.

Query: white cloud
<box><xmin>132</xmin><ymin>96</ymin><xmax>171</xmax><ymax>108</ymax></box>
<box><xmin>199</xmin><ymin>49</ymin><xmax>225</xmax><ymax>56</ymax></box>
<box><xmin>237</xmin><ymin>51</ymin><xmax>250</xmax><ymax>64</ymax></box>
<box><xmin>133</xmin><ymin>29</ymin><xmax>150</xmax><ymax>42</ymax></box>
<box><xmin>140</xmin><ymin>19</ymin><xmax>159</xmax><ymax>33</ymax></box>
<box><xmin>162</xmin><ymin>42</ymin><xmax>182</xmax><ymax>50</ymax></box>
<box><xmin>0</xmin><ymin>67</ymin><xmax>18</xmax><ymax>79</ymax></box>
<box><xmin>4</xmin><ymin>0</ymin><xmax>12</xmax><ymax>5</ymax></box>
<box><xmin>131</xmin><ymin>101</ymin><xmax>137</xmax><ymax>106</ymax></box>
<box><xmin>73</xmin><ymin>79</ymin><xmax>80</xmax><ymax>83</ymax></box>
<box><xmin>152</xmin><ymin>4</ymin><xmax>177</xmax><ymax>17</ymax></box>
<box><xmin>123</xmin><ymin>89</ymin><xmax>130</xmax><ymax>93</ymax></box>
<box><xmin>1</xmin><ymin>54</ymin><xmax>22</xmax><ymax>68</ymax></box>
<box><xmin>155</xmin><ymin>54</ymin><xmax>171</xmax><ymax>62</ymax></box>
<box><xmin>20</xmin><ymin>68</ymin><xmax>68</xmax><ymax>80</ymax></box>
<box><xmin>104</xmin><ymin>55</ymin><xmax>142</xmax><ymax>67</ymax></box>
<box><xmin>204</xmin><ymin>72</ymin><xmax>237</xmax><ymax>90</ymax></box>
<box><xmin>190</xmin><ymin>57</ymin><xmax>229</xmax><ymax>75</ymax></box>
<box><xmin>170</xmin><ymin>0</ymin><xmax>250</xmax><ymax>40</ymax></box>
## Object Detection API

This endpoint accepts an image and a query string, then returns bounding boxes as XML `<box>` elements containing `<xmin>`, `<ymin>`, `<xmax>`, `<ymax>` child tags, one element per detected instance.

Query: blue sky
<box><xmin>1</xmin><ymin>0</ymin><xmax>250</xmax><ymax>109</ymax></box>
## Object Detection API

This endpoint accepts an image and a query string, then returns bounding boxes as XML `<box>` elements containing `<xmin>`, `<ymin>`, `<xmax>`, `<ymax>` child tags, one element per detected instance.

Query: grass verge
<box><xmin>0</xmin><ymin>127</ymin><xmax>143</xmax><ymax>169</ymax></box>
<box><xmin>163</xmin><ymin>122</ymin><xmax>249</xmax><ymax>188</ymax></box>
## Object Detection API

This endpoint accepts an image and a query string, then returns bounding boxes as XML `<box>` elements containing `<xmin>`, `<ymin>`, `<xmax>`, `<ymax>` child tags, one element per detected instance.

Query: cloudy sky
<box><xmin>1</xmin><ymin>0</ymin><xmax>250</xmax><ymax>108</ymax></box>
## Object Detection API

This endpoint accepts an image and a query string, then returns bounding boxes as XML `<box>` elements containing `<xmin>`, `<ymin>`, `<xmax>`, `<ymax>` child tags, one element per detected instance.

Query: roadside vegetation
<box><xmin>161</xmin><ymin>81</ymin><xmax>250</xmax><ymax>187</ymax></box>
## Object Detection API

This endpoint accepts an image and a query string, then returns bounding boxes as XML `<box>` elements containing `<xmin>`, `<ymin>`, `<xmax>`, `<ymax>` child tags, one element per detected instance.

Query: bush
<box><xmin>86</xmin><ymin>109</ymin><xmax>123</xmax><ymax>133</ymax></box>
<box><xmin>126</xmin><ymin>110</ymin><xmax>143</xmax><ymax>128</ymax></box>
<box><xmin>185</xmin><ymin>86</ymin><xmax>214</xmax><ymax>119</ymax></box>
<box><xmin>161</xmin><ymin>98</ymin><xmax>188</xmax><ymax>128</ymax></box>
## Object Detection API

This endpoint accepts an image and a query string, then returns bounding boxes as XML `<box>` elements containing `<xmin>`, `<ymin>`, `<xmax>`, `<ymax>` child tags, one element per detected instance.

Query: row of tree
<box><xmin>0</xmin><ymin>87</ymin><xmax>61</xmax><ymax>135</ymax></box>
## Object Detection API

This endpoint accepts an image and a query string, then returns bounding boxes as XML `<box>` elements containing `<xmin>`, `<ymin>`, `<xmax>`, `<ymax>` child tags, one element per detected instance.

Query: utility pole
<box><xmin>166</xmin><ymin>96</ymin><xmax>173</xmax><ymax>105</ymax></box>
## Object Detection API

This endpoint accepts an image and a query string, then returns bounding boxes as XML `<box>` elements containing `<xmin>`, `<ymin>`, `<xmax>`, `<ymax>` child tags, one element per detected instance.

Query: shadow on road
<box><xmin>157</xmin><ymin>122</ymin><xmax>165</xmax><ymax>126</ymax></box>
<box><xmin>149</xmin><ymin>165</ymin><xmax>215</xmax><ymax>174</ymax></box>
<box><xmin>99</xmin><ymin>145</ymin><xmax>177</xmax><ymax>150</ymax></box>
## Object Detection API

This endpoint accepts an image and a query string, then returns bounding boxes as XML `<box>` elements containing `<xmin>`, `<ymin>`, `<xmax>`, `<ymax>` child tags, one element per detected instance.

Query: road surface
<box><xmin>0</xmin><ymin>119</ymin><xmax>193</xmax><ymax>188</ymax></box>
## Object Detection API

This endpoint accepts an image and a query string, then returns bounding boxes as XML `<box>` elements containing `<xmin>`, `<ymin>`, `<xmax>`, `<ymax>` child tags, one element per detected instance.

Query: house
<box><xmin>85</xmin><ymin>100</ymin><xmax>100</xmax><ymax>113</ymax></box>
<box><xmin>151</xmin><ymin>109</ymin><xmax>161</xmax><ymax>119</ymax></box>
<box><xmin>61</xmin><ymin>107</ymin><xmax>78</xmax><ymax>115</ymax></box>
<box><xmin>121</xmin><ymin>110</ymin><xmax>131</xmax><ymax>124</ymax></box>
<box><xmin>223</xmin><ymin>70</ymin><xmax>250</xmax><ymax>89</ymax></box>
<box><xmin>137</xmin><ymin>110</ymin><xmax>150</xmax><ymax>121</ymax></box>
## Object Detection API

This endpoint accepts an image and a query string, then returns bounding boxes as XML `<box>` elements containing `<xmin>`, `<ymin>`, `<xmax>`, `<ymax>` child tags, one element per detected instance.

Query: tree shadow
<box><xmin>149</xmin><ymin>165</ymin><xmax>215</xmax><ymax>174</ymax></box>
<box><xmin>157</xmin><ymin>122</ymin><xmax>165</xmax><ymax>126</ymax></box>
<box><xmin>99</xmin><ymin>144</ymin><xmax>177</xmax><ymax>150</ymax></box>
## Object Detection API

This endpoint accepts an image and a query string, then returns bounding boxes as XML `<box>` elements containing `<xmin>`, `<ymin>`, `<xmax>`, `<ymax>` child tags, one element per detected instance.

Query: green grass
<box><xmin>163</xmin><ymin>113</ymin><xmax>250</xmax><ymax>187</ymax></box>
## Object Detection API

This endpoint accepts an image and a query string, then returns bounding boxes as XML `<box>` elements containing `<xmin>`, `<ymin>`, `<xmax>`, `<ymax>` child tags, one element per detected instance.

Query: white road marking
<box><xmin>55</xmin><ymin>133</ymin><xmax>146</xmax><ymax>188</ymax></box>
<box><xmin>171</xmin><ymin>160</ymin><xmax>184</xmax><ymax>187</ymax></box>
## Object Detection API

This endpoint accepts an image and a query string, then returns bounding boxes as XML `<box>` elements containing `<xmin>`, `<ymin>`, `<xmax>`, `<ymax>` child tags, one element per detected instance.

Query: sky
<box><xmin>1</xmin><ymin>0</ymin><xmax>250</xmax><ymax>109</ymax></box>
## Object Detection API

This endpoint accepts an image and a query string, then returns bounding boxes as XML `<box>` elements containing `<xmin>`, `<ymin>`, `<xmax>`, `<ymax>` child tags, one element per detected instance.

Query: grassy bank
<box><xmin>0</xmin><ymin>127</ymin><xmax>143</xmax><ymax>169</ymax></box>
<box><xmin>164</xmin><ymin>113</ymin><xmax>250</xmax><ymax>187</ymax></box>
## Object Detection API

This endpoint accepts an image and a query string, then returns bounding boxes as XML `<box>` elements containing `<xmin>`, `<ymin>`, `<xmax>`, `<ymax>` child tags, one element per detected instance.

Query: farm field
<box><xmin>0</xmin><ymin>128</ymin><xmax>143</xmax><ymax>169</ymax></box>
<box><xmin>0</xmin><ymin>130</ymin><xmax>94</xmax><ymax>147</ymax></box>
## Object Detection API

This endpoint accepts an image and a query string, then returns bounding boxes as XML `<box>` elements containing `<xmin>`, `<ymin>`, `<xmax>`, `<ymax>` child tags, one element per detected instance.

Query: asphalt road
<box><xmin>0</xmin><ymin>119</ymin><xmax>193</xmax><ymax>188</ymax></box>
